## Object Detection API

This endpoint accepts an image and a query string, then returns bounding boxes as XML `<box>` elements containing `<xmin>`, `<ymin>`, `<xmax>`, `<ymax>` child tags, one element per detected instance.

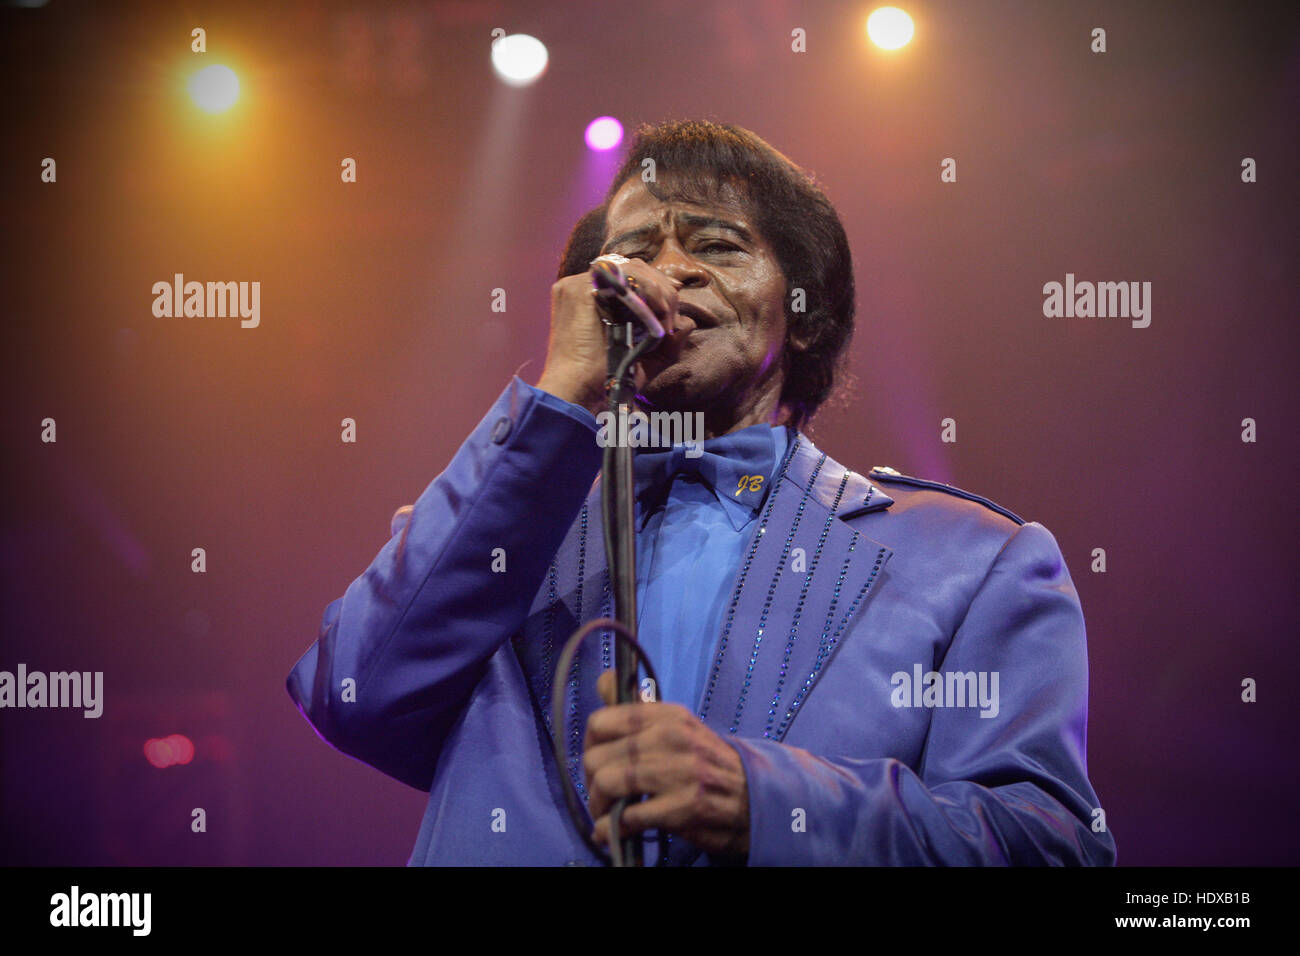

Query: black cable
<box><xmin>551</xmin><ymin>617</ymin><xmax>662</xmax><ymax>867</ymax></box>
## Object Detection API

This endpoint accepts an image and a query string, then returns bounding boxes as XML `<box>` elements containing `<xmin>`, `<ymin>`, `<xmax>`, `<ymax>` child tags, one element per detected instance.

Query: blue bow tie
<box><xmin>632</xmin><ymin>424</ymin><xmax>779</xmax><ymax>531</ymax></box>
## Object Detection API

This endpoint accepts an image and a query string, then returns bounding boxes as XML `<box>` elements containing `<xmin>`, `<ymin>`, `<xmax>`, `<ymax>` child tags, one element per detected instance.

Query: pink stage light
<box><xmin>585</xmin><ymin>116</ymin><xmax>624</xmax><ymax>152</ymax></box>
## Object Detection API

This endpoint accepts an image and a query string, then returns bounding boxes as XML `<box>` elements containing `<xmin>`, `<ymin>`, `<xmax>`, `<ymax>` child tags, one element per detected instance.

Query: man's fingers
<box><xmin>586</xmin><ymin>751</ymin><xmax>681</xmax><ymax>822</ymax></box>
<box><xmin>590</xmin><ymin>789</ymin><xmax>704</xmax><ymax>846</ymax></box>
<box><xmin>584</xmin><ymin>698</ymin><xmax>681</xmax><ymax>749</ymax></box>
<box><xmin>581</xmin><ymin>730</ymin><xmax>646</xmax><ymax>791</ymax></box>
<box><xmin>623</xmin><ymin>261</ymin><xmax>680</xmax><ymax>326</ymax></box>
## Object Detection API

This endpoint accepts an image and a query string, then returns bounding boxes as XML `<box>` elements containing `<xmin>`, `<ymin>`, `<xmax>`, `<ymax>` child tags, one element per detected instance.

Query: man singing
<box><xmin>287</xmin><ymin>120</ymin><xmax>1116</xmax><ymax>866</ymax></box>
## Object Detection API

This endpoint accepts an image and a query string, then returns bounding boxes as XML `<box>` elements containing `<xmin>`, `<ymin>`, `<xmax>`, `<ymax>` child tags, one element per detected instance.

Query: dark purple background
<box><xmin>2</xmin><ymin>0</ymin><xmax>1297</xmax><ymax>865</ymax></box>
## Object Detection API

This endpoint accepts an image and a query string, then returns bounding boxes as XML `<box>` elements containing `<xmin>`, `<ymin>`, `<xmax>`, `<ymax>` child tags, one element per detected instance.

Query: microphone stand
<box><xmin>580</xmin><ymin>256</ymin><xmax>665</xmax><ymax>867</ymax></box>
<box><xmin>552</xmin><ymin>260</ymin><xmax>668</xmax><ymax>867</ymax></box>
<box><xmin>602</xmin><ymin>316</ymin><xmax>643</xmax><ymax>868</ymax></box>
<box><xmin>564</xmin><ymin>257</ymin><xmax>665</xmax><ymax>868</ymax></box>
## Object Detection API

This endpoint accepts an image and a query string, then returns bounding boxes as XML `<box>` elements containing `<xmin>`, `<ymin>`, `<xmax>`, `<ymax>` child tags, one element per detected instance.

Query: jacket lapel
<box><xmin>694</xmin><ymin>434</ymin><xmax>895</xmax><ymax>743</ymax></box>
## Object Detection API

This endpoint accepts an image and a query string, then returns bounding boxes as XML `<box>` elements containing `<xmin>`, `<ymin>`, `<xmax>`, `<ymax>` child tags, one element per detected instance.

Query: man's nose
<box><xmin>652</xmin><ymin>245</ymin><xmax>706</xmax><ymax>287</ymax></box>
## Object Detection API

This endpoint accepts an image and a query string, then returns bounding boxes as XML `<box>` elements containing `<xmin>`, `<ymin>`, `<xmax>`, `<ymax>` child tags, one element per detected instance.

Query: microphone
<box><xmin>590</xmin><ymin>256</ymin><xmax>667</xmax><ymax>342</ymax></box>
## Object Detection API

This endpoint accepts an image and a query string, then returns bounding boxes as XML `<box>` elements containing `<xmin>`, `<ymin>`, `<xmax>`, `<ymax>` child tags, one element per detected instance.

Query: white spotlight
<box><xmin>491</xmin><ymin>33</ymin><xmax>549</xmax><ymax>87</ymax></box>
<box><xmin>867</xmin><ymin>7</ymin><xmax>915</xmax><ymax>51</ymax></box>
<box><xmin>188</xmin><ymin>64</ymin><xmax>240</xmax><ymax>114</ymax></box>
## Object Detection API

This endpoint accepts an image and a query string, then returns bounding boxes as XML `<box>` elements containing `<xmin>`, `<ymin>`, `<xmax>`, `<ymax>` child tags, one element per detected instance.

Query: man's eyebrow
<box><xmin>678</xmin><ymin>214</ymin><xmax>755</xmax><ymax>244</ymax></box>
<box><xmin>602</xmin><ymin>215</ymin><xmax>757</xmax><ymax>252</ymax></box>
<box><xmin>601</xmin><ymin>224</ymin><xmax>659</xmax><ymax>251</ymax></box>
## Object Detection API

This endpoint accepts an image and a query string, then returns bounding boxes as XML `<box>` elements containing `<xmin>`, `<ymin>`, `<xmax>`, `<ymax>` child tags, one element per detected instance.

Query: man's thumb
<box><xmin>596</xmin><ymin>669</ymin><xmax>617</xmax><ymax>707</ymax></box>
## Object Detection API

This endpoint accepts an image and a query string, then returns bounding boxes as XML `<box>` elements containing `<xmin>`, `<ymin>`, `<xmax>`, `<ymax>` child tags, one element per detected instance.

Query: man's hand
<box><xmin>582</xmin><ymin>669</ymin><xmax>751</xmax><ymax>859</ymax></box>
<box><xmin>536</xmin><ymin>256</ymin><xmax>683</xmax><ymax>419</ymax></box>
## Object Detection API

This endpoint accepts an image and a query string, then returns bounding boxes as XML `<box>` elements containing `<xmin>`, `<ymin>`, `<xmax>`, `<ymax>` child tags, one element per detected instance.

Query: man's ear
<box><xmin>786</xmin><ymin>319</ymin><xmax>813</xmax><ymax>353</ymax></box>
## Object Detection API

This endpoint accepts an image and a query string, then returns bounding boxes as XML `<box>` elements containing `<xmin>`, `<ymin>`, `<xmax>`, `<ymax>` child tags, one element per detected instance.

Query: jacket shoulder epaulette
<box><xmin>866</xmin><ymin>466</ymin><xmax>1026</xmax><ymax>525</ymax></box>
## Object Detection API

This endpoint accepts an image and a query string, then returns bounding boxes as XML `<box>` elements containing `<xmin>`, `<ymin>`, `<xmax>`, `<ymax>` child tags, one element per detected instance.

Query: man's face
<box><xmin>599</xmin><ymin>176</ymin><xmax>790</xmax><ymax>431</ymax></box>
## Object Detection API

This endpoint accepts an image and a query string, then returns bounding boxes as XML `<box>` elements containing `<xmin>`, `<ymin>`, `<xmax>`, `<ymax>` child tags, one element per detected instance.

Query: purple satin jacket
<box><xmin>287</xmin><ymin>377</ymin><xmax>1116</xmax><ymax>866</ymax></box>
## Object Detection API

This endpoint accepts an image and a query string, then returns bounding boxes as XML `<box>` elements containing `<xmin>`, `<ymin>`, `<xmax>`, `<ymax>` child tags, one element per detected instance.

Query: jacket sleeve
<box><xmin>286</xmin><ymin>377</ymin><xmax>601</xmax><ymax>791</ymax></box>
<box><xmin>727</xmin><ymin>520</ymin><xmax>1116</xmax><ymax>865</ymax></box>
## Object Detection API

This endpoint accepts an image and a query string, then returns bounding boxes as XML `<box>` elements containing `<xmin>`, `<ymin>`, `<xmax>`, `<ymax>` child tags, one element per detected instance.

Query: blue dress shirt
<box><xmin>630</xmin><ymin>425</ymin><xmax>788</xmax><ymax>710</ymax></box>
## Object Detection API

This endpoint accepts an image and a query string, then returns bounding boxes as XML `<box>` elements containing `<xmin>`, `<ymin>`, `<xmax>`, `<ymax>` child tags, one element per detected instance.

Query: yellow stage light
<box><xmin>867</xmin><ymin>7</ymin><xmax>914</xmax><ymax>51</ymax></box>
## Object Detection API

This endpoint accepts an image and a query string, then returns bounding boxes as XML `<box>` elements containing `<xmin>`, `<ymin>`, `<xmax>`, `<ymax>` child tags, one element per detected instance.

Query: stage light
<box><xmin>188</xmin><ymin>64</ymin><xmax>240</xmax><ymax>113</ymax></box>
<box><xmin>866</xmin><ymin>7</ymin><xmax>914</xmax><ymax>50</ymax></box>
<box><xmin>144</xmin><ymin>737</ymin><xmax>171</xmax><ymax>768</ymax></box>
<box><xmin>491</xmin><ymin>33</ymin><xmax>548</xmax><ymax>87</ymax></box>
<box><xmin>585</xmin><ymin>116</ymin><xmax>623</xmax><ymax>152</ymax></box>
<box><xmin>143</xmin><ymin>734</ymin><xmax>195</xmax><ymax>768</ymax></box>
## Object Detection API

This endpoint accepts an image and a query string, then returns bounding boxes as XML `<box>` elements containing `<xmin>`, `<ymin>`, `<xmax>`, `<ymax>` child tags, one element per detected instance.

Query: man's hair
<box><xmin>556</xmin><ymin>120</ymin><xmax>855</xmax><ymax>431</ymax></box>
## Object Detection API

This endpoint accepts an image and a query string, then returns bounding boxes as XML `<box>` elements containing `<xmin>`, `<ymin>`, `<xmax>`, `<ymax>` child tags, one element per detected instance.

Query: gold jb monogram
<box><xmin>735</xmin><ymin>475</ymin><xmax>764</xmax><ymax>495</ymax></box>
